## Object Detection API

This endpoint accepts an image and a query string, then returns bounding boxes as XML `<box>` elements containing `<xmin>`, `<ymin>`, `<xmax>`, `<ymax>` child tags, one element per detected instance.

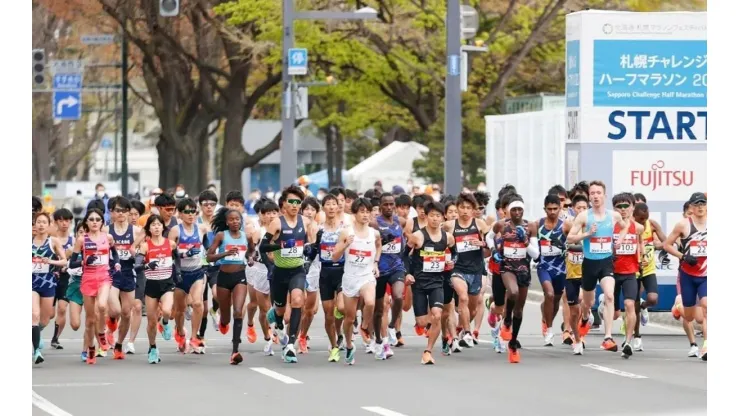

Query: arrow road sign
<box><xmin>288</xmin><ymin>48</ymin><xmax>308</xmax><ymax>76</ymax></box>
<box><xmin>53</xmin><ymin>91</ymin><xmax>82</xmax><ymax>120</ymax></box>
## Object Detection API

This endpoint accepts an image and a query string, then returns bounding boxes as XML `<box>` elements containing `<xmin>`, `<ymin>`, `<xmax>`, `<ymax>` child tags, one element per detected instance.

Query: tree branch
<box><xmin>244</xmin><ymin>71</ymin><xmax>282</xmax><ymax>121</ymax></box>
<box><xmin>488</xmin><ymin>0</ymin><xmax>519</xmax><ymax>42</ymax></box>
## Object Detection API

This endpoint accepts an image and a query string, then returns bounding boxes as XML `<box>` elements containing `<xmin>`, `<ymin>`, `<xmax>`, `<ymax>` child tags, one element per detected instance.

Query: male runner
<box><xmin>196</xmin><ymin>189</ymin><xmax>220</xmax><ymax>340</ymax></box>
<box><xmin>50</xmin><ymin>208</ymin><xmax>75</xmax><ymax>350</ymax></box>
<box><xmin>260</xmin><ymin>185</ymin><xmax>317</xmax><ymax>363</ymax></box>
<box><xmin>407</xmin><ymin>201</ymin><xmax>456</xmax><ymax>365</ymax></box>
<box><xmin>536</xmin><ymin>194</ymin><xmax>569</xmax><ymax>347</ymax></box>
<box><xmin>564</xmin><ymin>195</ymin><xmax>588</xmax><ymax>354</ymax></box>
<box><xmin>662</xmin><ymin>192</ymin><xmax>707</xmax><ymax>361</ymax></box>
<box><xmin>443</xmin><ymin>193</ymin><xmax>489</xmax><ymax>348</ymax></box>
<box><xmin>567</xmin><ymin>181</ymin><xmax>629</xmax><ymax>353</ymax></box>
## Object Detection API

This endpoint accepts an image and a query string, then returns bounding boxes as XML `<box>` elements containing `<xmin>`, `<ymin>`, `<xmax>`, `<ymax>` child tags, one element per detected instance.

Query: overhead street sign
<box><xmin>53</xmin><ymin>74</ymin><xmax>83</xmax><ymax>90</ymax></box>
<box><xmin>53</xmin><ymin>91</ymin><xmax>82</xmax><ymax>121</ymax></box>
<box><xmin>288</xmin><ymin>48</ymin><xmax>308</xmax><ymax>75</ymax></box>
<box><xmin>81</xmin><ymin>34</ymin><xmax>116</xmax><ymax>45</ymax></box>
<box><xmin>49</xmin><ymin>60</ymin><xmax>84</xmax><ymax>75</ymax></box>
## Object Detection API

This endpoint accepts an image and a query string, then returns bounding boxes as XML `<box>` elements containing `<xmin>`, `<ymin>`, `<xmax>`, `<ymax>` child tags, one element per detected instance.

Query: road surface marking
<box><xmin>582</xmin><ymin>363</ymin><xmax>648</xmax><ymax>379</ymax></box>
<box><xmin>361</xmin><ymin>406</ymin><xmax>409</xmax><ymax>416</ymax></box>
<box><xmin>33</xmin><ymin>383</ymin><xmax>113</xmax><ymax>388</ymax></box>
<box><xmin>250</xmin><ymin>367</ymin><xmax>303</xmax><ymax>384</ymax></box>
<box><xmin>32</xmin><ymin>391</ymin><xmax>74</xmax><ymax>416</ymax></box>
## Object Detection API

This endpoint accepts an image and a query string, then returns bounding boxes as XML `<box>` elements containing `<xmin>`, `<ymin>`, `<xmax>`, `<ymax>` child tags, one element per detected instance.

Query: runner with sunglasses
<box><xmin>196</xmin><ymin>190</ymin><xmax>220</xmax><ymax>343</ymax></box>
<box><xmin>68</xmin><ymin>209</ymin><xmax>122</xmax><ymax>364</ymax></box>
<box><xmin>50</xmin><ymin>208</ymin><xmax>75</xmax><ymax>350</ymax></box>
<box><xmin>260</xmin><ymin>185</ymin><xmax>317</xmax><ymax>364</ymax></box>
<box><xmin>169</xmin><ymin>198</ymin><xmax>209</xmax><ymax>354</ymax></box>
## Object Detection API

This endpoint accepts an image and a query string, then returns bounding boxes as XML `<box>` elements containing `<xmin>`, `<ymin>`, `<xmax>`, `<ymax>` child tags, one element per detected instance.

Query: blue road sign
<box><xmin>53</xmin><ymin>91</ymin><xmax>82</xmax><ymax>120</ymax></box>
<box><xmin>53</xmin><ymin>74</ymin><xmax>83</xmax><ymax>90</ymax></box>
<box><xmin>288</xmin><ymin>48</ymin><xmax>308</xmax><ymax>75</ymax></box>
<box><xmin>101</xmin><ymin>137</ymin><xmax>113</xmax><ymax>149</ymax></box>
<box><xmin>448</xmin><ymin>54</ymin><xmax>460</xmax><ymax>76</ymax></box>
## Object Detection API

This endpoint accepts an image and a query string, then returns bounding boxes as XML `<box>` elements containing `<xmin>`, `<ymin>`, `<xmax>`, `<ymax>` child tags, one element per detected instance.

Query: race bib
<box><xmin>320</xmin><ymin>243</ymin><xmax>336</xmax><ymax>261</ymax></box>
<box><xmin>381</xmin><ymin>237</ymin><xmax>402</xmax><ymax>254</ymax></box>
<box><xmin>347</xmin><ymin>248</ymin><xmax>372</xmax><ymax>266</ymax></box>
<box><xmin>503</xmin><ymin>241</ymin><xmax>526</xmax><ymax>259</ymax></box>
<box><xmin>421</xmin><ymin>250</ymin><xmax>444</xmax><ymax>273</ymax></box>
<box><xmin>154</xmin><ymin>256</ymin><xmax>174</xmax><ymax>268</ymax></box>
<box><xmin>589</xmin><ymin>237</ymin><xmax>612</xmax><ymax>254</ymax></box>
<box><xmin>455</xmin><ymin>234</ymin><xmax>481</xmax><ymax>253</ymax></box>
<box><xmin>32</xmin><ymin>257</ymin><xmax>49</xmax><ymax>274</ymax></box>
<box><xmin>280</xmin><ymin>240</ymin><xmax>304</xmax><ymax>258</ymax></box>
<box><xmin>224</xmin><ymin>244</ymin><xmax>247</xmax><ymax>262</ymax></box>
<box><xmin>567</xmin><ymin>251</ymin><xmax>583</xmax><ymax>265</ymax></box>
<box><xmin>689</xmin><ymin>240</ymin><xmax>707</xmax><ymax>257</ymax></box>
<box><xmin>614</xmin><ymin>233</ymin><xmax>637</xmax><ymax>256</ymax></box>
<box><xmin>117</xmin><ymin>244</ymin><xmax>133</xmax><ymax>260</ymax></box>
<box><xmin>539</xmin><ymin>240</ymin><xmax>563</xmax><ymax>257</ymax></box>
<box><xmin>90</xmin><ymin>252</ymin><xmax>109</xmax><ymax>266</ymax></box>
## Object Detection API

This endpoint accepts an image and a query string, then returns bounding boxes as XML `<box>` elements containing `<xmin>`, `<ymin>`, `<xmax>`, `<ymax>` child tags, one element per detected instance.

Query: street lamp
<box><xmin>280</xmin><ymin>3</ymin><xmax>378</xmax><ymax>188</ymax></box>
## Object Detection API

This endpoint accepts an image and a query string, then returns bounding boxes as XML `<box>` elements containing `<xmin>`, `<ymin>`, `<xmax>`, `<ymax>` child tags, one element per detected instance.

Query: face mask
<box><xmin>150</xmin><ymin>195</ymin><xmax>157</xmax><ymax>204</ymax></box>
<box><xmin>96</xmin><ymin>191</ymin><xmax>105</xmax><ymax>198</ymax></box>
<box><xmin>175</xmin><ymin>190</ymin><xmax>185</xmax><ymax>198</ymax></box>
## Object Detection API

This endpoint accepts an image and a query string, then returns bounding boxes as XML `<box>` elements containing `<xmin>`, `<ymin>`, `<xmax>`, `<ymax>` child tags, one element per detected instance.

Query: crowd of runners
<box><xmin>31</xmin><ymin>180</ymin><xmax>707</xmax><ymax>366</ymax></box>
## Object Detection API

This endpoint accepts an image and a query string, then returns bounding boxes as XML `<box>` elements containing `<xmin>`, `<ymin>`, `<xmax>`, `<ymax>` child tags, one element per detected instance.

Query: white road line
<box><xmin>249</xmin><ymin>367</ymin><xmax>303</xmax><ymax>384</ymax></box>
<box><xmin>33</xmin><ymin>383</ymin><xmax>113</xmax><ymax>388</ymax></box>
<box><xmin>582</xmin><ymin>363</ymin><xmax>648</xmax><ymax>379</ymax></box>
<box><xmin>32</xmin><ymin>390</ymin><xmax>74</xmax><ymax>416</ymax></box>
<box><xmin>361</xmin><ymin>406</ymin><xmax>409</xmax><ymax>416</ymax></box>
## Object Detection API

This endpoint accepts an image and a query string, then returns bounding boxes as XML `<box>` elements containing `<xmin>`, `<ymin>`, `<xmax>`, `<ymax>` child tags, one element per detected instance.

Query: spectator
<box><xmin>89</xmin><ymin>183</ymin><xmax>110</xmax><ymax>223</ymax></box>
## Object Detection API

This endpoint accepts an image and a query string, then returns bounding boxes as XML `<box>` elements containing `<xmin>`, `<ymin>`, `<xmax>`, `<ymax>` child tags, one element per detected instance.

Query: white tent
<box><xmin>346</xmin><ymin>141</ymin><xmax>429</xmax><ymax>192</ymax></box>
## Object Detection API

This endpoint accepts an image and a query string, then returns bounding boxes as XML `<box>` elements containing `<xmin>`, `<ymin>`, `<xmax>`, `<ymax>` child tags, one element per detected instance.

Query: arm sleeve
<box><xmin>527</xmin><ymin>237</ymin><xmax>540</xmax><ymax>260</ymax></box>
<box><xmin>259</xmin><ymin>233</ymin><xmax>282</xmax><ymax>254</ymax></box>
<box><xmin>134</xmin><ymin>253</ymin><xmax>146</xmax><ymax>272</ymax></box>
<box><xmin>68</xmin><ymin>252</ymin><xmax>82</xmax><ymax>269</ymax></box>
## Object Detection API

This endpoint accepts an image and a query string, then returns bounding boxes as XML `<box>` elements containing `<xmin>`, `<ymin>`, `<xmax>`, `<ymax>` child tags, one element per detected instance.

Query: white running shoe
<box><xmin>544</xmin><ymin>330</ymin><xmax>555</xmax><ymax>347</ymax></box>
<box><xmin>573</xmin><ymin>341</ymin><xmax>584</xmax><ymax>355</ymax></box>
<box><xmin>366</xmin><ymin>340</ymin><xmax>376</xmax><ymax>354</ymax></box>
<box><xmin>125</xmin><ymin>342</ymin><xmax>135</xmax><ymax>355</ymax></box>
<box><xmin>388</xmin><ymin>328</ymin><xmax>398</xmax><ymax>346</ymax></box>
<box><xmin>263</xmin><ymin>340</ymin><xmax>274</xmax><ymax>356</ymax></box>
<box><xmin>462</xmin><ymin>333</ymin><xmax>475</xmax><ymax>348</ymax></box>
<box><xmin>374</xmin><ymin>342</ymin><xmax>386</xmax><ymax>360</ymax></box>
<box><xmin>688</xmin><ymin>344</ymin><xmax>699</xmax><ymax>357</ymax></box>
<box><xmin>451</xmin><ymin>339</ymin><xmax>462</xmax><ymax>353</ymax></box>
<box><xmin>634</xmin><ymin>337</ymin><xmax>644</xmax><ymax>351</ymax></box>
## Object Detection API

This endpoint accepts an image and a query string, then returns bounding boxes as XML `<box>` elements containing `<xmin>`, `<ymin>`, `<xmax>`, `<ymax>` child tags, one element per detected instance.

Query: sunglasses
<box><xmin>615</xmin><ymin>204</ymin><xmax>630</xmax><ymax>209</ymax></box>
<box><xmin>87</xmin><ymin>217</ymin><xmax>103</xmax><ymax>223</ymax></box>
<box><xmin>114</xmin><ymin>208</ymin><xmax>128</xmax><ymax>213</ymax></box>
<box><xmin>160</xmin><ymin>206</ymin><xmax>176</xmax><ymax>212</ymax></box>
<box><xmin>287</xmin><ymin>199</ymin><xmax>302</xmax><ymax>206</ymax></box>
<box><xmin>181</xmin><ymin>209</ymin><xmax>198</xmax><ymax>215</ymax></box>
<box><xmin>201</xmin><ymin>202</ymin><xmax>217</xmax><ymax>207</ymax></box>
<box><xmin>563</xmin><ymin>204</ymin><xmax>572</xmax><ymax>208</ymax></box>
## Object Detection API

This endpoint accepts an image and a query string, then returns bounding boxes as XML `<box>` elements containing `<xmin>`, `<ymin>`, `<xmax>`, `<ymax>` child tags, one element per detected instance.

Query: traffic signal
<box><xmin>32</xmin><ymin>48</ymin><xmax>45</xmax><ymax>85</ymax></box>
<box><xmin>159</xmin><ymin>0</ymin><xmax>180</xmax><ymax>17</ymax></box>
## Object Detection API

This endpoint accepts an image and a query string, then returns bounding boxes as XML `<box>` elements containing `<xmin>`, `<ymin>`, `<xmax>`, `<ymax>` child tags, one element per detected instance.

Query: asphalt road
<box><xmin>32</xmin><ymin>295</ymin><xmax>706</xmax><ymax>416</ymax></box>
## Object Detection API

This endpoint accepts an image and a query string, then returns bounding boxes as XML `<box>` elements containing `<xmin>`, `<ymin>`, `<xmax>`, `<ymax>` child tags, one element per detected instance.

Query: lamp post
<box><xmin>280</xmin><ymin>4</ymin><xmax>378</xmax><ymax>188</ymax></box>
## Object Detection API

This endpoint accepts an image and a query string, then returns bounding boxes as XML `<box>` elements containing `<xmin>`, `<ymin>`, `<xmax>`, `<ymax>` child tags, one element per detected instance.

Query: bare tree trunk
<box><xmin>334</xmin><ymin>128</ymin><xmax>344</xmax><ymax>188</ymax></box>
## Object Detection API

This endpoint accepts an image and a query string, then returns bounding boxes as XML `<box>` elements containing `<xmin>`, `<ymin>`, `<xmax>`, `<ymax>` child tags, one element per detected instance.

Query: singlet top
<box><xmin>319</xmin><ymin>223</ymin><xmax>344</xmax><ymax>268</ymax></box>
<box><xmin>177</xmin><ymin>223</ymin><xmax>203</xmax><ymax>271</ymax></box>
<box><xmin>377</xmin><ymin>215</ymin><xmax>405</xmax><ymax>275</ymax></box>
<box><xmin>32</xmin><ymin>236</ymin><xmax>56</xmax><ymax>279</ymax></box>
<box><xmin>110</xmin><ymin>224</ymin><xmax>135</xmax><ymax>274</ymax></box>
<box><xmin>640</xmin><ymin>220</ymin><xmax>657</xmax><ymax>276</ymax></box>
<box><xmin>252</xmin><ymin>225</ymin><xmax>269</xmax><ymax>272</ymax></box>
<box><xmin>161</xmin><ymin>216</ymin><xmax>179</xmax><ymax>238</ymax></box>
<box><xmin>273</xmin><ymin>216</ymin><xmax>307</xmax><ymax>269</ymax></box>
<box><xmin>342</xmin><ymin>227</ymin><xmax>377</xmax><ymax>280</ymax></box>
<box><xmin>82</xmin><ymin>233</ymin><xmax>111</xmax><ymax>279</ymax></box>
<box><xmin>144</xmin><ymin>239</ymin><xmax>173</xmax><ymax>281</ymax></box>
<box><xmin>411</xmin><ymin>228</ymin><xmax>449</xmax><ymax>280</ymax></box>
<box><xmin>452</xmin><ymin>219</ymin><xmax>484</xmax><ymax>275</ymax></box>
<box><xmin>612</xmin><ymin>221</ymin><xmax>639</xmax><ymax>275</ymax></box>
<box><xmin>537</xmin><ymin>218</ymin><xmax>566</xmax><ymax>276</ymax></box>
<box><xmin>218</xmin><ymin>230</ymin><xmax>248</xmax><ymax>266</ymax></box>
<box><xmin>565</xmin><ymin>245</ymin><xmax>583</xmax><ymax>279</ymax></box>
<box><xmin>500</xmin><ymin>219</ymin><xmax>531</xmax><ymax>273</ymax></box>
<box><xmin>412</xmin><ymin>217</ymin><xmax>421</xmax><ymax>233</ymax></box>
<box><xmin>583</xmin><ymin>209</ymin><xmax>615</xmax><ymax>260</ymax></box>
<box><xmin>680</xmin><ymin>217</ymin><xmax>707</xmax><ymax>277</ymax></box>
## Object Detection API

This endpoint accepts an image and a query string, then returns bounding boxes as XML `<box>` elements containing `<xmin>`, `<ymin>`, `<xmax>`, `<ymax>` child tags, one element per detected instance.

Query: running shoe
<box><xmin>148</xmin><ymin>347</ymin><xmax>160</xmax><ymax>364</ymax></box>
<box><xmin>230</xmin><ymin>352</ymin><xmax>243</xmax><ymax>365</ymax></box>
<box><xmin>218</xmin><ymin>323</ymin><xmax>230</xmax><ymax>335</ymax></box>
<box><xmin>388</xmin><ymin>328</ymin><xmax>398</xmax><ymax>346</ymax></box>
<box><xmin>298</xmin><ymin>335</ymin><xmax>308</xmax><ymax>354</ymax></box>
<box><xmin>472</xmin><ymin>330</ymin><xmax>480</xmax><ymax>345</ymax></box>
<box><xmin>366</xmin><ymin>340</ymin><xmax>375</xmax><ymax>354</ymax></box>
<box><xmin>601</xmin><ymin>337</ymin><xmax>618</xmax><ymax>352</ymax></box>
<box><xmin>688</xmin><ymin>344</ymin><xmax>699</xmax><ymax>358</ymax></box>
<box><xmin>267</xmin><ymin>307</ymin><xmax>277</xmax><ymax>325</ymax></box>
<box><xmin>107</xmin><ymin>317</ymin><xmax>118</xmax><ymax>332</ymax></box>
<box><xmin>508</xmin><ymin>340</ymin><xmax>521</xmax><ymax>363</ymax></box>
<box><xmin>573</xmin><ymin>341</ymin><xmax>584</xmax><ymax>356</ymax></box>
<box><xmin>263</xmin><ymin>340</ymin><xmax>274</xmax><ymax>356</ymax></box>
<box><xmin>394</xmin><ymin>332</ymin><xmax>404</xmax><ymax>347</ymax></box>
<box><xmin>544</xmin><ymin>329</ymin><xmax>554</xmax><ymax>347</ymax></box>
<box><xmin>283</xmin><ymin>343</ymin><xmax>298</xmax><ymax>363</ymax></box>
<box><xmin>462</xmin><ymin>332</ymin><xmax>475</xmax><ymax>348</ymax></box>
<box><xmin>374</xmin><ymin>342</ymin><xmax>386</xmax><ymax>360</ymax></box>
<box><xmin>87</xmin><ymin>348</ymin><xmax>97</xmax><ymax>364</ymax></box>
<box><xmin>562</xmin><ymin>330</ymin><xmax>574</xmax><ymax>345</ymax></box>
<box><xmin>125</xmin><ymin>342</ymin><xmax>135</xmax><ymax>355</ymax></box>
<box><xmin>360</xmin><ymin>326</ymin><xmax>372</xmax><ymax>346</ymax></box>
<box><xmin>701</xmin><ymin>340</ymin><xmax>707</xmax><ymax>361</ymax></box>
<box><xmin>113</xmin><ymin>346</ymin><xmax>125</xmax><ymax>360</ymax></box>
<box><xmin>38</xmin><ymin>337</ymin><xmax>45</xmax><ymax>350</ymax></box>
<box><xmin>247</xmin><ymin>326</ymin><xmax>257</xmax><ymax>344</ymax></box>
<box><xmin>33</xmin><ymin>348</ymin><xmax>44</xmax><ymax>365</ymax></box>
<box><xmin>633</xmin><ymin>337</ymin><xmax>644</xmax><ymax>352</ymax></box>
<box><xmin>96</xmin><ymin>348</ymin><xmax>107</xmax><ymax>358</ymax></box>
<box><xmin>190</xmin><ymin>337</ymin><xmax>205</xmax><ymax>354</ymax></box>
<box><xmin>161</xmin><ymin>320</ymin><xmax>173</xmax><ymax>341</ymax></box>
<box><xmin>452</xmin><ymin>338</ymin><xmax>462</xmax><ymax>353</ymax></box>
<box><xmin>80</xmin><ymin>350</ymin><xmax>88</xmax><ymax>362</ymax></box>
<box><xmin>621</xmin><ymin>339</ymin><xmax>633</xmax><ymax>359</ymax></box>
<box><xmin>500</xmin><ymin>323</ymin><xmax>513</xmax><ymax>342</ymax></box>
<box><xmin>442</xmin><ymin>340</ymin><xmax>451</xmax><ymax>356</ymax></box>
<box><xmin>577</xmin><ymin>313</ymin><xmax>594</xmax><ymax>338</ymax></box>
<box><xmin>487</xmin><ymin>310</ymin><xmax>498</xmax><ymax>328</ymax></box>
<box><xmin>421</xmin><ymin>350</ymin><xmax>434</xmax><ymax>365</ymax></box>
<box><xmin>383</xmin><ymin>342</ymin><xmax>394</xmax><ymax>358</ymax></box>
<box><xmin>328</xmin><ymin>347</ymin><xmax>340</xmax><ymax>362</ymax></box>
<box><xmin>276</xmin><ymin>328</ymin><xmax>289</xmax><ymax>346</ymax></box>
<box><xmin>337</xmin><ymin>334</ymin><xmax>346</xmax><ymax>350</ymax></box>
<box><xmin>414</xmin><ymin>324</ymin><xmax>425</xmax><ymax>336</ymax></box>
<box><xmin>345</xmin><ymin>347</ymin><xmax>355</xmax><ymax>365</ymax></box>
<box><xmin>640</xmin><ymin>300</ymin><xmax>649</xmax><ymax>325</ymax></box>
<box><xmin>210</xmin><ymin>307</ymin><xmax>220</xmax><ymax>327</ymax></box>
<box><xmin>50</xmin><ymin>340</ymin><xmax>63</xmax><ymax>350</ymax></box>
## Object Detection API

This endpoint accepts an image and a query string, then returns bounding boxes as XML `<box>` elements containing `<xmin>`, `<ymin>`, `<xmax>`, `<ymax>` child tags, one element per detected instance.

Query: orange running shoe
<box><xmin>577</xmin><ymin>316</ymin><xmax>592</xmax><ymax>339</ymax></box>
<box><xmin>247</xmin><ymin>325</ymin><xmax>257</xmax><ymax>343</ymax></box>
<box><xmin>177</xmin><ymin>337</ymin><xmax>187</xmax><ymax>354</ymax></box>
<box><xmin>189</xmin><ymin>337</ymin><xmax>205</xmax><ymax>354</ymax></box>
<box><xmin>175</xmin><ymin>330</ymin><xmax>185</xmax><ymax>345</ymax></box>
<box><xmin>113</xmin><ymin>349</ymin><xmax>125</xmax><ymax>360</ymax></box>
<box><xmin>421</xmin><ymin>350</ymin><xmax>435</xmax><ymax>365</ymax></box>
<box><xmin>601</xmin><ymin>337</ymin><xmax>618</xmax><ymax>352</ymax></box>
<box><xmin>106</xmin><ymin>317</ymin><xmax>118</xmax><ymax>332</ymax></box>
<box><xmin>360</xmin><ymin>326</ymin><xmax>372</xmax><ymax>345</ymax></box>
<box><xmin>87</xmin><ymin>348</ymin><xmax>97</xmax><ymax>365</ymax></box>
<box><xmin>230</xmin><ymin>352</ymin><xmax>243</xmax><ymax>365</ymax></box>
<box><xmin>472</xmin><ymin>330</ymin><xmax>480</xmax><ymax>342</ymax></box>
<box><xmin>298</xmin><ymin>335</ymin><xmax>308</xmax><ymax>354</ymax></box>
<box><xmin>219</xmin><ymin>323</ymin><xmax>230</xmax><ymax>335</ymax></box>
<box><xmin>500</xmin><ymin>322</ymin><xmax>513</xmax><ymax>342</ymax></box>
<box><xmin>97</xmin><ymin>333</ymin><xmax>111</xmax><ymax>351</ymax></box>
<box><xmin>508</xmin><ymin>341</ymin><xmax>521</xmax><ymax>363</ymax></box>
<box><xmin>414</xmin><ymin>324</ymin><xmax>425</xmax><ymax>336</ymax></box>
<box><xmin>105</xmin><ymin>330</ymin><xmax>115</xmax><ymax>348</ymax></box>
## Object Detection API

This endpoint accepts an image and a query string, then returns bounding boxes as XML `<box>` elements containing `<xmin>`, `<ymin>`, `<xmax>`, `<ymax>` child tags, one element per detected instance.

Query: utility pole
<box><xmin>444</xmin><ymin>0</ymin><xmax>463</xmax><ymax>195</ymax></box>
<box><xmin>280</xmin><ymin>0</ymin><xmax>297</xmax><ymax>189</ymax></box>
<box><xmin>120</xmin><ymin>30</ymin><xmax>129</xmax><ymax>196</ymax></box>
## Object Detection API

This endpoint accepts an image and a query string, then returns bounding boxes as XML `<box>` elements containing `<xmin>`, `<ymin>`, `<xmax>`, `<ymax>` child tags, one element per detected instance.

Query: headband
<box><xmin>508</xmin><ymin>201</ymin><xmax>525</xmax><ymax>211</ymax></box>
